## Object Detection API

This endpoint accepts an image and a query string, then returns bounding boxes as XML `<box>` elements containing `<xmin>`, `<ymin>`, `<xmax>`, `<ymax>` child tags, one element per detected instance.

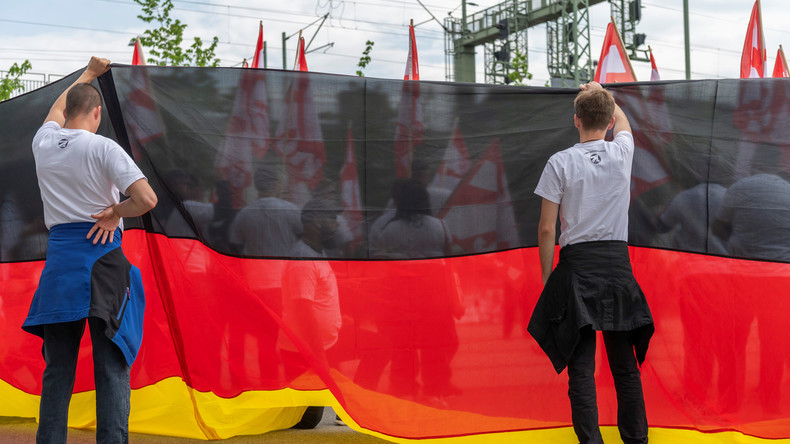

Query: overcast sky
<box><xmin>2</xmin><ymin>0</ymin><xmax>789</xmax><ymax>85</ymax></box>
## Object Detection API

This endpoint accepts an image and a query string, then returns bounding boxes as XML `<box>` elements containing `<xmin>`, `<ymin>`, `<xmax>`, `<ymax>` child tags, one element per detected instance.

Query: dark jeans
<box><xmin>37</xmin><ymin>317</ymin><xmax>131</xmax><ymax>444</ymax></box>
<box><xmin>567</xmin><ymin>327</ymin><xmax>648</xmax><ymax>444</ymax></box>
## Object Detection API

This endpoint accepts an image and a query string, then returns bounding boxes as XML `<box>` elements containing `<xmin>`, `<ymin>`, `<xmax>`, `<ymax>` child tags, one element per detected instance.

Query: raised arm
<box><xmin>611</xmin><ymin>101</ymin><xmax>631</xmax><ymax>136</ymax></box>
<box><xmin>579</xmin><ymin>81</ymin><xmax>631</xmax><ymax>135</ymax></box>
<box><xmin>44</xmin><ymin>56</ymin><xmax>111</xmax><ymax>126</ymax></box>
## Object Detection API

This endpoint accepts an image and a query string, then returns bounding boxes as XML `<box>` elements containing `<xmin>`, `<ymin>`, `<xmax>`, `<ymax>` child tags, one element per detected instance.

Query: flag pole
<box><xmin>757</xmin><ymin>0</ymin><xmax>766</xmax><ymax>58</ymax></box>
<box><xmin>648</xmin><ymin>45</ymin><xmax>655</xmax><ymax>79</ymax></box>
<box><xmin>610</xmin><ymin>16</ymin><xmax>637</xmax><ymax>82</ymax></box>
<box><xmin>407</xmin><ymin>18</ymin><xmax>415</xmax><ymax>179</ymax></box>
<box><xmin>282</xmin><ymin>29</ymin><xmax>302</xmax><ymax>196</ymax></box>
<box><xmin>757</xmin><ymin>0</ymin><xmax>767</xmax><ymax>76</ymax></box>
<box><xmin>440</xmin><ymin>116</ymin><xmax>462</xmax><ymax>189</ymax></box>
<box><xmin>293</xmin><ymin>30</ymin><xmax>303</xmax><ymax>70</ymax></box>
<box><xmin>259</xmin><ymin>20</ymin><xmax>264</xmax><ymax>68</ymax></box>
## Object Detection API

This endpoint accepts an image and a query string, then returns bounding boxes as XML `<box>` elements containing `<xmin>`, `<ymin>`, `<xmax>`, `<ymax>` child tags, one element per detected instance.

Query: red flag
<box><xmin>594</xmin><ymin>21</ymin><xmax>637</xmax><ymax>83</ymax></box>
<box><xmin>251</xmin><ymin>21</ymin><xmax>265</xmax><ymax>69</ymax></box>
<box><xmin>214</xmin><ymin>23</ymin><xmax>273</xmax><ymax>208</ymax></box>
<box><xmin>393</xmin><ymin>82</ymin><xmax>423</xmax><ymax>178</ymax></box>
<box><xmin>126</xmin><ymin>38</ymin><xmax>163</xmax><ymax>151</ymax></box>
<box><xmin>439</xmin><ymin>138</ymin><xmax>519</xmax><ymax>253</ymax></box>
<box><xmin>773</xmin><ymin>45</ymin><xmax>789</xmax><ymax>78</ymax></box>
<box><xmin>340</xmin><ymin>124</ymin><xmax>363</xmax><ymax>248</ymax></box>
<box><xmin>741</xmin><ymin>0</ymin><xmax>767</xmax><ymax>79</ymax></box>
<box><xmin>295</xmin><ymin>37</ymin><xmax>308</xmax><ymax>72</ymax></box>
<box><xmin>132</xmin><ymin>38</ymin><xmax>146</xmax><ymax>66</ymax></box>
<box><xmin>215</xmin><ymin>71</ymin><xmax>272</xmax><ymax>208</ymax></box>
<box><xmin>429</xmin><ymin>122</ymin><xmax>471</xmax><ymax>191</ymax></box>
<box><xmin>649</xmin><ymin>46</ymin><xmax>660</xmax><ymax>81</ymax></box>
<box><xmin>732</xmin><ymin>79</ymin><xmax>789</xmax><ymax>178</ymax></box>
<box><xmin>394</xmin><ymin>25</ymin><xmax>423</xmax><ymax>178</ymax></box>
<box><xmin>274</xmin><ymin>72</ymin><xmax>326</xmax><ymax>205</ymax></box>
<box><xmin>404</xmin><ymin>24</ymin><xmax>419</xmax><ymax>80</ymax></box>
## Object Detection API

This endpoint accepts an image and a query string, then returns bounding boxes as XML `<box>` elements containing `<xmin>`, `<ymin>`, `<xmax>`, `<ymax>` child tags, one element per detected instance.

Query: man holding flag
<box><xmin>528</xmin><ymin>81</ymin><xmax>653</xmax><ymax>444</ymax></box>
<box><xmin>23</xmin><ymin>57</ymin><xmax>157</xmax><ymax>443</ymax></box>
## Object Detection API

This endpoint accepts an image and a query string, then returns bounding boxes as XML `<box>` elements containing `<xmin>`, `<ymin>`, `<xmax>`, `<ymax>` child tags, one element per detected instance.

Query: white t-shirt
<box><xmin>370</xmin><ymin>214</ymin><xmax>449</xmax><ymax>259</ymax></box>
<box><xmin>32</xmin><ymin>121</ymin><xmax>145</xmax><ymax>230</ymax></box>
<box><xmin>228</xmin><ymin>196</ymin><xmax>302</xmax><ymax>257</ymax></box>
<box><xmin>279</xmin><ymin>240</ymin><xmax>342</xmax><ymax>351</ymax></box>
<box><xmin>534</xmin><ymin>131</ymin><xmax>634</xmax><ymax>248</ymax></box>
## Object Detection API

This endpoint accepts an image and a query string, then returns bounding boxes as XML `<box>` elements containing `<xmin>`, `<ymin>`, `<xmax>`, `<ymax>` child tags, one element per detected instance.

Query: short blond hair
<box><xmin>574</xmin><ymin>89</ymin><xmax>615</xmax><ymax>131</ymax></box>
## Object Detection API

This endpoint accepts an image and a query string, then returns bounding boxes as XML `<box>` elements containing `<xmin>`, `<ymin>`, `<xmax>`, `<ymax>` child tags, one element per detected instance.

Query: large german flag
<box><xmin>1</xmin><ymin>67</ymin><xmax>789</xmax><ymax>442</ymax></box>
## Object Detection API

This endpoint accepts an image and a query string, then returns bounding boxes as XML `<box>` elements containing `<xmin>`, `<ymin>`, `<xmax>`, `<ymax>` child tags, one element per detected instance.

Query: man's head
<box><xmin>574</xmin><ymin>88</ymin><xmax>615</xmax><ymax>132</ymax></box>
<box><xmin>64</xmin><ymin>83</ymin><xmax>103</xmax><ymax>132</ymax></box>
<box><xmin>253</xmin><ymin>164</ymin><xmax>284</xmax><ymax>196</ymax></box>
<box><xmin>393</xmin><ymin>178</ymin><xmax>431</xmax><ymax>221</ymax></box>
<box><xmin>410</xmin><ymin>158</ymin><xmax>431</xmax><ymax>186</ymax></box>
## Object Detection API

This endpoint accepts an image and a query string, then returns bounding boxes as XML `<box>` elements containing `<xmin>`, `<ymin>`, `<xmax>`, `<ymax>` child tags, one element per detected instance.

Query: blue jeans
<box><xmin>37</xmin><ymin>317</ymin><xmax>130</xmax><ymax>444</ymax></box>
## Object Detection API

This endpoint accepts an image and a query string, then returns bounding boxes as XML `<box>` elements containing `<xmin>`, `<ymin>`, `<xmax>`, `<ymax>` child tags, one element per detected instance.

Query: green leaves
<box><xmin>0</xmin><ymin>60</ymin><xmax>32</xmax><ymax>101</ymax></box>
<box><xmin>507</xmin><ymin>49</ymin><xmax>533</xmax><ymax>86</ymax></box>
<box><xmin>356</xmin><ymin>40</ymin><xmax>375</xmax><ymax>77</ymax></box>
<box><xmin>133</xmin><ymin>0</ymin><xmax>220</xmax><ymax>67</ymax></box>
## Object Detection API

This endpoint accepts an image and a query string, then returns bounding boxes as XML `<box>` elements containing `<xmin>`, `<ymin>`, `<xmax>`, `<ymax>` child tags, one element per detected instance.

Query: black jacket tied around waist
<box><xmin>528</xmin><ymin>241</ymin><xmax>654</xmax><ymax>374</ymax></box>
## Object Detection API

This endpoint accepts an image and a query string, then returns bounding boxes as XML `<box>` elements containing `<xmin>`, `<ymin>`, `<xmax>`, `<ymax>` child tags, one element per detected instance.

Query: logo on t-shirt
<box><xmin>57</xmin><ymin>138</ymin><xmax>69</xmax><ymax>149</ymax></box>
<box><xmin>585</xmin><ymin>149</ymin><xmax>603</xmax><ymax>164</ymax></box>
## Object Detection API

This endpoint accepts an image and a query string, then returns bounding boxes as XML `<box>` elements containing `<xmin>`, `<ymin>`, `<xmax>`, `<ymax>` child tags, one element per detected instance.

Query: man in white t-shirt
<box><xmin>22</xmin><ymin>57</ymin><xmax>157</xmax><ymax>444</ymax></box>
<box><xmin>278</xmin><ymin>198</ymin><xmax>342</xmax><ymax>371</ymax></box>
<box><xmin>277</xmin><ymin>198</ymin><xmax>342</xmax><ymax>428</ymax></box>
<box><xmin>528</xmin><ymin>82</ymin><xmax>653</xmax><ymax>444</ymax></box>
<box><xmin>229</xmin><ymin>165</ymin><xmax>302</xmax><ymax>257</ymax></box>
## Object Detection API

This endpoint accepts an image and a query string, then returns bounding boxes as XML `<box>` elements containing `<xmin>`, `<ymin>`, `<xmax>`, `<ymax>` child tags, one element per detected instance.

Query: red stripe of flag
<box><xmin>741</xmin><ymin>0</ymin><xmax>767</xmax><ymax>78</ymax></box>
<box><xmin>251</xmin><ymin>21</ymin><xmax>265</xmax><ymax>69</ymax></box>
<box><xmin>649</xmin><ymin>46</ymin><xmax>660</xmax><ymax>81</ymax></box>
<box><xmin>295</xmin><ymin>37</ymin><xmax>308</xmax><ymax>72</ymax></box>
<box><xmin>773</xmin><ymin>45</ymin><xmax>789</xmax><ymax>78</ymax></box>
<box><xmin>394</xmin><ymin>24</ymin><xmax>422</xmax><ymax>178</ymax></box>
<box><xmin>132</xmin><ymin>38</ymin><xmax>146</xmax><ymax>66</ymax></box>
<box><xmin>594</xmin><ymin>21</ymin><xmax>637</xmax><ymax>83</ymax></box>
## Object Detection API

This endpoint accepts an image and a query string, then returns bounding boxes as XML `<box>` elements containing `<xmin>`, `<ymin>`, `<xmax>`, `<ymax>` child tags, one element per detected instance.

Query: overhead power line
<box><xmin>642</xmin><ymin>1</ymin><xmax>790</xmax><ymax>36</ymax></box>
<box><xmin>0</xmin><ymin>18</ymin><xmax>133</xmax><ymax>36</ymax></box>
<box><xmin>96</xmin><ymin>0</ymin><xmax>447</xmax><ymax>37</ymax></box>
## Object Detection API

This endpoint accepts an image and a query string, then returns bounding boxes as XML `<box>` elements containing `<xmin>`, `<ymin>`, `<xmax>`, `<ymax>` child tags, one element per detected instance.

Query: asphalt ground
<box><xmin>0</xmin><ymin>408</ymin><xmax>389</xmax><ymax>443</ymax></box>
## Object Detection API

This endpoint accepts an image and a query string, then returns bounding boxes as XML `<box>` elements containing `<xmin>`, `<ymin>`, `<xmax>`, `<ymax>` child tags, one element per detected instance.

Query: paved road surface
<box><xmin>0</xmin><ymin>408</ymin><xmax>388</xmax><ymax>443</ymax></box>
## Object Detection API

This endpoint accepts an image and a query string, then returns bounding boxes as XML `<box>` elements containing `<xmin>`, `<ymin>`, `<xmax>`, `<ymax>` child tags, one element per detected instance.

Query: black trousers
<box><xmin>567</xmin><ymin>327</ymin><xmax>648</xmax><ymax>444</ymax></box>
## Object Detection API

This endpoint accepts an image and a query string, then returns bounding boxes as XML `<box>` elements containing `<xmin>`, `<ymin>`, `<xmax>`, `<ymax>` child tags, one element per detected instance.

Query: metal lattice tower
<box><xmin>444</xmin><ymin>0</ymin><xmax>644</xmax><ymax>85</ymax></box>
<box><xmin>483</xmin><ymin>2</ymin><xmax>530</xmax><ymax>84</ymax></box>
<box><xmin>611</xmin><ymin>0</ymin><xmax>648</xmax><ymax>62</ymax></box>
<box><xmin>546</xmin><ymin>1</ymin><xmax>593</xmax><ymax>87</ymax></box>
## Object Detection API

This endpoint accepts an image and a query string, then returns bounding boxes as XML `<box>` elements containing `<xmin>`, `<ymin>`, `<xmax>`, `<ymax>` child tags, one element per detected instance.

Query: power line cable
<box><xmin>642</xmin><ymin>1</ymin><xmax>790</xmax><ymax>36</ymax></box>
